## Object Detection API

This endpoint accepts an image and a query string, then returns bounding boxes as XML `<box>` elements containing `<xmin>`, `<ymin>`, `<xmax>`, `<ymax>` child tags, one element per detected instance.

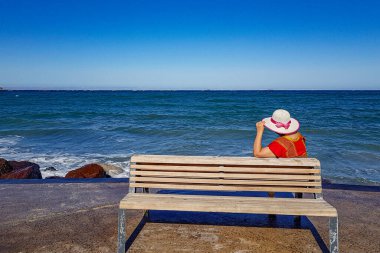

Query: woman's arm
<box><xmin>253</xmin><ymin>121</ymin><xmax>276</xmax><ymax>158</ymax></box>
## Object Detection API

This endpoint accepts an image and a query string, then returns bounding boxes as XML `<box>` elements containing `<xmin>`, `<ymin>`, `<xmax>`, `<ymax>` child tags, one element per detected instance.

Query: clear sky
<box><xmin>0</xmin><ymin>0</ymin><xmax>379</xmax><ymax>90</ymax></box>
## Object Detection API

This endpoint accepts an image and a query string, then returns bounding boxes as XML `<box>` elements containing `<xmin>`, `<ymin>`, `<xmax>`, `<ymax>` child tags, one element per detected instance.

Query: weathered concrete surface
<box><xmin>0</xmin><ymin>182</ymin><xmax>379</xmax><ymax>253</ymax></box>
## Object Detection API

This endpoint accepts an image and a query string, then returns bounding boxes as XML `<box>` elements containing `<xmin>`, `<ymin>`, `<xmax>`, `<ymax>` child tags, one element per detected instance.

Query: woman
<box><xmin>253</xmin><ymin>109</ymin><xmax>307</xmax><ymax>198</ymax></box>
<box><xmin>253</xmin><ymin>109</ymin><xmax>307</xmax><ymax>158</ymax></box>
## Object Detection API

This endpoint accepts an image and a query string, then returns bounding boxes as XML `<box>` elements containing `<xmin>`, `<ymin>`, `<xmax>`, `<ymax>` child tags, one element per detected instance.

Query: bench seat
<box><xmin>120</xmin><ymin>193</ymin><xmax>337</xmax><ymax>217</ymax></box>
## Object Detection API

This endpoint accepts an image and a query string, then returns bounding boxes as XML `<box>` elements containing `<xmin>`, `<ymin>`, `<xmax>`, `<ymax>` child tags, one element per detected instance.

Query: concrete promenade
<box><xmin>0</xmin><ymin>180</ymin><xmax>379</xmax><ymax>253</ymax></box>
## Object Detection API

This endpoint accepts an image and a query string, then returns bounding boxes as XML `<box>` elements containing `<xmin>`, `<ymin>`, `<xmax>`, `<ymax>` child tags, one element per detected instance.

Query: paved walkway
<box><xmin>0</xmin><ymin>181</ymin><xmax>379</xmax><ymax>252</ymax></box>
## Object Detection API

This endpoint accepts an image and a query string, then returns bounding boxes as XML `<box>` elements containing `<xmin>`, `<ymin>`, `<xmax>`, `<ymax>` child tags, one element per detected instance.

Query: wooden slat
<box><xmin>132</xmin><ymin>198</ymin><xmax>330</xmax><ymax>209</ymax></box>
<box><xmin>133</xmin><ymin>177</ymin><xmax>321</xmax><ymax>187</ymax></box>
<box><xmin>129</xmin><ymin>183</ymin><xmax>322</xmax><ymax>193</ymax></box>
<box><xmin>131</xmin><ymin>155</ymin><xmax>320</xmax><ymax>167</ymax></box>
<box><xmin>124</xmin><ymin>193</ymin><xmax>324</xmax><ymax>203</ymax></box>
<box><xmin>127</xmin><ymin>195</ymin><xmax>331</xmax><ymax>207</ymax></box>
<box><xmin>131</xmin><ymin>164</ymin><xmax>320</xmax><ymax>174</ymax></box>
<box><xmin>120</xmin><ymin>193</ymin><xmax>336</xmax><ymax>216</ymax></box>
<box><xmin>130</xmin><ymin>170</ymin><xmax>320</xmax><ymax>180</ymax></box>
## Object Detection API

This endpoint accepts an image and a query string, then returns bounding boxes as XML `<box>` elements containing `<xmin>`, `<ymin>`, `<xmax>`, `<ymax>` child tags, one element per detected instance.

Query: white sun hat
<box><xmin>262</xmin><ymin>109</ymin><xmax>300</xmax><ymax>135</ymax></box>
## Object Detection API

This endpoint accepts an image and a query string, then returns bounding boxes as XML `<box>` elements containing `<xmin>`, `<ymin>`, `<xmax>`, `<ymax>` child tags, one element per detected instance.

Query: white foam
<box><xmin>0</xmin><ymin>137</ymin><xmax>131</xmax><ymax>178</ymax></box>
<box><xmin>32</xmin><ymin>153</ymin><xmax>132</xmax><ymax>178</ymax></box>
<box><xmin>0</xmin><ymin>135</ymin><xmax>23</xmax><ymax>146</ymax></box>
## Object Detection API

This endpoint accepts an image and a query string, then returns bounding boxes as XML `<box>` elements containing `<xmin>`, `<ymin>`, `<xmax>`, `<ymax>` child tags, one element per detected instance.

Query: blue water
<box><xmin>0</xmin><ymin>90</ymin><xmax>379</xmax><ymax>185</ymax></box>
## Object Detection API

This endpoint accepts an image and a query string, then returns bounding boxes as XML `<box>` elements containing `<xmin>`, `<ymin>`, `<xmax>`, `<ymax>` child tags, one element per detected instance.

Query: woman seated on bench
<box><xmin>253</xmin><ymin>109</ymin><xmax>308</xmax><ymax>198</ymax></box>
<box><xmin>253</xmin><ymin>109</ymin><xmax>307</xmax><ymax>159</ymax></box>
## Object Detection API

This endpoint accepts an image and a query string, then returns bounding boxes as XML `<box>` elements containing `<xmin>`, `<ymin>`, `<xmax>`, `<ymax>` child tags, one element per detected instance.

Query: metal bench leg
<box><xmin>144</xmin><ymin>210</ymin><xmax>150</xmax><ymax>221</ymax></box>
<box><xmin>329</xmin><ymin>216</ymin><xmax>339</xmax><ymax>253</ymax></box>
<box><xmin>293</xmin><ymin>193</ymin><xmax>302</xmax><ymax>226</ymax></box>
<box><xmin>117</xmin><ymin>209</ymin><xmax>126</xmax><ymax>253</ymax></box>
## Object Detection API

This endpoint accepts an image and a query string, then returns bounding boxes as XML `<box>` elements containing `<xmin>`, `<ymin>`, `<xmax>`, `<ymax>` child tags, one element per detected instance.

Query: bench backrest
<box><xmin>129</xmin><ymin>155</ymin><xmax>322</xmax><ymax>195</ymax></box>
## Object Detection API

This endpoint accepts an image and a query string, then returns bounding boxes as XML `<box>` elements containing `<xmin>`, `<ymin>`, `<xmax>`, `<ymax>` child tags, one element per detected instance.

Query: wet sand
<box><xmin>0</xmin><ymin>180</ymin><xmax>379</xmax><ymax>253</ymax></box>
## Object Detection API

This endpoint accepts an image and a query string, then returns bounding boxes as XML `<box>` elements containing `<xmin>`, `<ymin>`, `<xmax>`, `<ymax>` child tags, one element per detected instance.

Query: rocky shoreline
<box><xmin>0</xmin><ymin>158</ymin><xmax>124</xmax><ymax>180</ymax></box>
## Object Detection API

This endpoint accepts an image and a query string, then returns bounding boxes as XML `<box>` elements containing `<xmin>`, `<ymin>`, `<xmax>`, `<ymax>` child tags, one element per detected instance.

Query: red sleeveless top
<box><xmin>268</xmin><ymin>133</ymin><xmax>307</xmax><ymax>158</ymax></box>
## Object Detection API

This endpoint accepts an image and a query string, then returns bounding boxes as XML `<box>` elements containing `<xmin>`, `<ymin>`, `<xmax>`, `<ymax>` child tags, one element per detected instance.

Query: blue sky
<box><xmin>0</xmin><ymin>0</ymin><xmax>379</xmax><ymax>90</ymax></box>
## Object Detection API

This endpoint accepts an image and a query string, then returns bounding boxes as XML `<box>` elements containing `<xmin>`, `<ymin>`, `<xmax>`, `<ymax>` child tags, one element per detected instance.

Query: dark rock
<box><xmin>8</xmin><ymin>161</ymin><xmax>40</xmax><ymax>171</ymax></box>
<box><xmin>1</xmin><ymin>166</ymin><xmax>42</xmax><ymax>179</ymax></box>
<box><xmin>0</xmin><ymin>158</ymin><xmax>13</xmax><ymax>176</ymax></box>
<box><xmin>0</xmin><ymin>161</ymin><xmax>42</xmax><ymax>179</ymax></box>
<box><xmin>44</xmin><ymin>166</ymin><xmax>57</xmax><ymax>172</ymax></box>
<box><xmin>65</xmin><ymin>164</ymin><xmax>106</xmax><ymax>179</ymax></box>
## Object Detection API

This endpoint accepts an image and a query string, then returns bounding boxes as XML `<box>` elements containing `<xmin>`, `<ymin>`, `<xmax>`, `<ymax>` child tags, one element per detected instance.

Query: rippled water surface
<box><xmin>0</xmin><ymin>90</ymin><xmax>379</xmax><ymax>184</ymax></box>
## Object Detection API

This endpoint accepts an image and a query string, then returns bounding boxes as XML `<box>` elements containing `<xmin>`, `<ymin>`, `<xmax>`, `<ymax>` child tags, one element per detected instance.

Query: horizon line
<box><xmin>1</xmin><ymin>89</ymin><xmax>380</xmax><ymax>92</ymax></box>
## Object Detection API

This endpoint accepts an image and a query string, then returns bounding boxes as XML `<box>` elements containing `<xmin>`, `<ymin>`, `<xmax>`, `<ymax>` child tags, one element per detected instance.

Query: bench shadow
<box><xmin>125</xmin><ymin>213</ymin><xmax>148</xmax><ymax>251</ymax></box>
<box><xmin>124</xmin><ymin>190</ymin><xmax>329</xmax><ymax>253</ymax></box>
<box><xmin>147</xmin><ymin>212</ymin><xmax>329</xmax><ymax>253</ymax></box>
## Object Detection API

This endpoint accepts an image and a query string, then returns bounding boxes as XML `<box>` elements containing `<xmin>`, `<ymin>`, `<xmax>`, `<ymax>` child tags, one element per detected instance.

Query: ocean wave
<box><xmin>0</xmin><ymin>135</ymin><xmax>23</xmax><ymax>146</ymax></box>
<box><xmin>32</xmin><ymin>152</ymin><xmax>132</xmax><ymax>178</ymax></box>
<box><xmin>0</xmin><ymin>142</ymin><xmax>132</xmax><ymax>178</ymax></box>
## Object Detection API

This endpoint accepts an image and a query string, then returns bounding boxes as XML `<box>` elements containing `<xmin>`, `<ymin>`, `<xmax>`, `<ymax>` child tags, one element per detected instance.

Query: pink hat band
<box><xmin>270</xmin><ymin>118</ymin><xmax>291</xmax><ymax>129</ymax></box>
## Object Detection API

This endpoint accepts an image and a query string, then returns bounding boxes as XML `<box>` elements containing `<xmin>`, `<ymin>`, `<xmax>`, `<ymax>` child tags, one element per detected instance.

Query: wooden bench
<box><xmin>118</xmin><ymin>155</ymin><xmax>338</xmax><ymax>253</ymax></box>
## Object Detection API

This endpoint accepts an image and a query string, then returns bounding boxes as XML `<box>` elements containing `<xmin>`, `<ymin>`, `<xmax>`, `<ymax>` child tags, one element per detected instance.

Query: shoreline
<box><xmin>1</xmin><ymin>156</ymin><xmax>379</xmax><ymax>186</ymax></box>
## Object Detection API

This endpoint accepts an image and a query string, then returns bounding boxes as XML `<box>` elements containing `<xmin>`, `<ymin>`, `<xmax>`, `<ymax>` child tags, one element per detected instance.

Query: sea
<box><xmin>0</xmin><ymin>90</ymin><xmax>379</xmax><ymax>185</ymax></box>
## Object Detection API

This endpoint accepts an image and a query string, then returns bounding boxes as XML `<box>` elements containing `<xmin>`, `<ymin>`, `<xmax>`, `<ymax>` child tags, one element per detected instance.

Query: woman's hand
<box><xmin>256</xmin><ymin>121</ymin><xmax>265</xmax><ymax>134</ymax></box>
<box><xmin>253</xmin><ymin>120</ymin><xmax>275</xmax><ymax>158</ymax></box>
